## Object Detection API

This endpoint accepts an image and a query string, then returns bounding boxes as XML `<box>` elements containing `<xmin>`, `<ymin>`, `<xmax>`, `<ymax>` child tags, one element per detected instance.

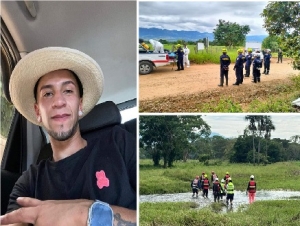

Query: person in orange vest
<box><xmin>191</xmin><ymin>175</ymin><xmax>201</xmax><ymax>198</ymax></box>
<box><xmin>246</xmin><ymin>175</ymin><xmax>257</xmax><ymax>204</ymax></box>
<box><xmin>224</xmin><ymin>171</ymin><xmax>231</xmax><ymax>185</ymax></box>
<box><xmin>202</xmin><ymin>174</ymin><xmax>210</xmax><ymax>198</ymax></box>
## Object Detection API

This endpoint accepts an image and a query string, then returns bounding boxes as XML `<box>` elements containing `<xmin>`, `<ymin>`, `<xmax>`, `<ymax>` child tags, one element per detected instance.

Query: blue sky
<box><xmin>139</xmin><ymin>1</ymin><xmax>269</xmax><ymax>35</ymax></box>
<box><xmin>202</xmin><ymin>114</ymin><xmax>300</xmax><ymax>140</ymax></box>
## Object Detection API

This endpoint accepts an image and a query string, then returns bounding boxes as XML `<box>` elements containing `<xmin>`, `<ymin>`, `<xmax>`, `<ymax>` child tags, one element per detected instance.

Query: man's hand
<box><xmin>0</xmin><ymin>197</ymin><xmax>92</xmax><ymax>226</ymax></box>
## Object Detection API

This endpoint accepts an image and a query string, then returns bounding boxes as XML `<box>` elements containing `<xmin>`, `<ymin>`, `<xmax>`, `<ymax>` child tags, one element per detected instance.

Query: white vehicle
<box><xmin>139</xmin><ymin>44</ymin><xmax>171</xmax><ymax>75</ymax></box>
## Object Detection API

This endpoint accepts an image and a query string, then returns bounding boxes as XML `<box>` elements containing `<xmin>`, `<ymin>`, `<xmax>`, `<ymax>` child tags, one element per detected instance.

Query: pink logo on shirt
<box><xmin>96</xmin><ymin>170</ymin><xmax>109</xmax><ymax>189</ymax></box>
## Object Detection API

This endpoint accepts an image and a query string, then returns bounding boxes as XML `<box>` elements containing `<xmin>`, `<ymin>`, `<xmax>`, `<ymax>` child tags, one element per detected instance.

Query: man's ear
<box><xmin>34</xmin><ymin>103</ymin><xmax>41</xmax><ymax>122</ymax></box>
<box><xmin>79</xmin><ymin>98</ymin><xmax>83</xmax><ymax>112</ymax></box>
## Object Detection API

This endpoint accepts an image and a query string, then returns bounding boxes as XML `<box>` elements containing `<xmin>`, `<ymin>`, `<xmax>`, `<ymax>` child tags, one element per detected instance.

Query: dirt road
<box><xmin>139</xmin><ymin>58</ymin><xmax>296</xmax><ymax>101</ymax></box>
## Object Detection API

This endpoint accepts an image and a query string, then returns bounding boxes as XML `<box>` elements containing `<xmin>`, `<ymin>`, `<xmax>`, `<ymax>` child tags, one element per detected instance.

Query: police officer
<box><xmin>252</xmin><ymin>54</ymin><xmax>263</xmax><ymax>83</ymax></box>
<box><xmin>175</xmin><ymin>44</ymin><xmax>184</xmax><ymax>71</ymax></box>
<box><xmin>245</xmin><ymin>48</ymin><xmax>253</xmax><ymax>77</ymax></box>
<box><xmin>233</xmin><ymin>49</ymin><xmax>244</xmax><ymax>85</ymax></box>
<box><xmin>218</xmin><ymin>48</ymin><xmax>231</xmax><ymax>87</ymax></box>
<box><xmin>263</xmin><ymin>50</ymin><xmax>271</xmax><ymax>75</ymax></box>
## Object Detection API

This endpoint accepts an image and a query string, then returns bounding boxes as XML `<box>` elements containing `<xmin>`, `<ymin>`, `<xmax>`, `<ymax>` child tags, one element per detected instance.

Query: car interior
<box><xmin>1</xmin><ymin>1</ymin><xmax>137</xmax><ymax>215</ymax></box>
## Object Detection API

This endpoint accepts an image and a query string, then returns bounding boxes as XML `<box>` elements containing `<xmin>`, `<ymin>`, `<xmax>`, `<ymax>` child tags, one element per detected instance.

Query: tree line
<box><xmin>139</xmin><ymin>115</ymin><xmax>300</xmax><ymax>167</ymax></box>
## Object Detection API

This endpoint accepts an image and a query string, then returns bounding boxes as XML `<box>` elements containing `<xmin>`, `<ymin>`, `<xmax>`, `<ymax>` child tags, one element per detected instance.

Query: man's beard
<box><xmin>47</xmin><ymin>121</ymin><xmax>79</xmax><ymax>141</ymax></box>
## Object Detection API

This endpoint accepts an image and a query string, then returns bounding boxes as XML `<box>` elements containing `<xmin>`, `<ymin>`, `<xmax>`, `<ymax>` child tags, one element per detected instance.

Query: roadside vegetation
<box><xmin>140</xmin><ymin>200</ymin><xmax>300</xmax><ymax>226</ymax></box>
<box><xmin>140</xmin><ymin>160</ymin><xmax>300</xmax><ymax>195</ymax></box>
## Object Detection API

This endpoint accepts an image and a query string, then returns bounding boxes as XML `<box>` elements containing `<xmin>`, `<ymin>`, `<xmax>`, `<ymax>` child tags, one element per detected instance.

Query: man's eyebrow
<box><xmin>39</xmin><ymin>80</ymin><xmax>76</xmax><ymax>91</ymax></box>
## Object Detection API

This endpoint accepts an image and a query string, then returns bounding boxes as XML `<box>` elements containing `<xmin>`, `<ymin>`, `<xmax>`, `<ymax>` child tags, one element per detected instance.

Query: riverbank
<box><xmin>139</xmin><ymin>200</ymin><xmax>300</xmax><ymax>226</ymax></box>
<box><xmin>140</xmin><ymin>160</ymin><xmax>300</xmax><ymax>194</ymax></box>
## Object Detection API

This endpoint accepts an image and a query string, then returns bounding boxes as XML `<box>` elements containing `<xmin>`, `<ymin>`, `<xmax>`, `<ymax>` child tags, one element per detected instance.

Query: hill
<box><xmin>139</xmin><ymin>28</ymin><xmax>267</xmax><ymax>43</ymax></box>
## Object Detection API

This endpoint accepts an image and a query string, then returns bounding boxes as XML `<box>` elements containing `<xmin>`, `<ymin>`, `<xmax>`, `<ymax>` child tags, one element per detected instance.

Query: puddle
<box><xmin>140</xmin><ymin>190</ymin><xmax>300</xmax><ymax>212</ymax></box>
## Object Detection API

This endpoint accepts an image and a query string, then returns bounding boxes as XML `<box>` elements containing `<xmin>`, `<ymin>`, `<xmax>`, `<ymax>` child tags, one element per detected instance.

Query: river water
<box><xmin>140</xmin><ymin>190</ymin><xmax>300</xmax><ymax>212</ymax></box>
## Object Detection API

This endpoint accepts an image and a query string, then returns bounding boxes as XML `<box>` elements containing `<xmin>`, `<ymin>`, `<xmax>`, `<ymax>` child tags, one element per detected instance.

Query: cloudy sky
<box><xmin>139</xmin><ymin>1</ymin><xmax>269</xmax><ymax>35</ymax></box>
<box><xmin>202</xmin><ymin>114</ymin><xmax>300</xmax><ymax>140</ymax></box>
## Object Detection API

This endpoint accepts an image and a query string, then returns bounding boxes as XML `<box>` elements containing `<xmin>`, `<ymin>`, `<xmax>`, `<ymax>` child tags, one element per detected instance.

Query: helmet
<box><xmin>176</xmin><ymin>44</ymin><xmax>181</xmax><ymax>48</ymax></box>
<box><xmin>221</xmin><ymin>179</ymin><xmax>225</xmax><ymax>183</ymax></box>
<box><xmin>226</xmin><ymin>172</ymin><xmax>229</xmax><ymax>174</ymax></box>
<box><xmin>237</xmin><ymin>49</ymin><xmax>243</xmax><ymax>53</ymax></box>
<box><xmin>215</xmin><ymin>178</ymin><xmax>219</xmax><ymax>181</ymax></box>
<box><xmin>204</xmin><ymin>174</ymin><xmax>208</xmax><ymax>178</ymax></box>
<box><xmin>222</xmin><ymin>48</ymin><xmax>227</xmax><ymax>52</ymax></box>
<box><xmin>248</xmin><ymin>48</ymin><xmax>252</xmax><ymax>52</ymax></box>
<box><xmin>250</xmin><ymin>175</ymin><xmax>254</xmax><ymax>179</ymax></box>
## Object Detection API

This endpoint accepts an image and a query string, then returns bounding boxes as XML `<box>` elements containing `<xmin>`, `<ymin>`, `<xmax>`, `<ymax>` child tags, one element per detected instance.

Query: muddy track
<box><xmin>139</xmin><ymin>58</ymin><xmax>298</xmax><ymax>112</ymax></box>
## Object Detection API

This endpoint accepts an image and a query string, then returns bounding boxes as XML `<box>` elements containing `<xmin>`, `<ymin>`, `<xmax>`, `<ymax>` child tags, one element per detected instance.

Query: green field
<box><xmin>140</xmin><ymin>200</ymin><xmax>300</xmax><ymax>226</ymax></box>
<box><xmin>140</xmin><ymin>160</ymin><xmax>300</xmax><ymax>195</ymax></box>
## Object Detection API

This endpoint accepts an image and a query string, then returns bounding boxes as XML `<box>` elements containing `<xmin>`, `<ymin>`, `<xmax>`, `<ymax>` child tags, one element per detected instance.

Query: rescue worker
<box><xmin>211</xmin><ymin>171</ymin><xmax>218</xmax><ymax>184</ymax></box>
<box><xmin>149</xmin><ymin>39</ymin><xmax>164</xmax><ymax>53</ymax></box>
<box><xmin>224</xmin><ymin>172</ymin><xmax>231</xmax><ymax>185</ymax></box>
<box><xmin>183</xmin><ymin>44</ymin><xmax>190</xmax><ymax>68</ymax></box>
<box><xmin>263</xmin><ymin>50</ymin><xmax>271</xmax><ymax>75</ymax></box>
<box><xmin>212</xmin><ymin>178</ymin><xmax>221</xmax><ymax>202</ymax></box>
<box><xmin>246</xmin><ymin>175</ymin><xmax>257</xmax><ymax>204</ymax></box>
<box><xmin>219</xmin><ymin>48</ymin><xmax>231</xmax><ymax>87</ymax></box>
<box><xmin>220</xmin><ymin>179</ymin><xmax>226</xmax><ymax>201</ymax></box>
<box><xmin>233</xmin><ymin>49</ymin><xmax>244</xmax><ymax>85</ymax></box>
<box><xmin>191</xmin><ymin>175</ymin><xmax>201</xmax><ymax>197</ymax></box>
<box><xmin>252</xmin><ymin>54</ymin><xmax>263</xmax><ymax>83</ymax></box>
<box><xmin>141</xmin><ymin>42</ymin><xmax>150</xmax><ymax>51</ymax></box>
<box><xmin>241</xmin><ymin>49</ymin><xmax>246</xmax><ymax>82</ymax></box>
<box><xmin>245</xmin><ymin>48</ymin><xmax>253</xmax><ymax>77</ymax></box>
<box><xmin>202</xmin><ymin>174</ymin><xmax>210</xmax><ymax>198</ymax></box>
<box><xmin>226</xmin><ymin>177</ymin><xmax>234</xmax><ymax>206</ymax></box>
<box><xmin>277</xmin><ymin>48</ymin><xmax>283</xmax><ymax>63</ymax></box>
<box><xmin>175</xmin><ymin>44</ymin><xmax>184</xmax><ymax>71</ymax></box>
<box><xmin>200</xmin><ymin>172</ymin><xmax>205</xmax><ymax>186</ymax></box>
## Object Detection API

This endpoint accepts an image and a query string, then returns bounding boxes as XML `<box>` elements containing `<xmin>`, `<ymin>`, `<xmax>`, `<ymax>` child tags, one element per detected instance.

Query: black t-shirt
<box><xmin>7</xmin><ymin>125</ymin><xmax>136</xmax><ymax>212</ymax></box>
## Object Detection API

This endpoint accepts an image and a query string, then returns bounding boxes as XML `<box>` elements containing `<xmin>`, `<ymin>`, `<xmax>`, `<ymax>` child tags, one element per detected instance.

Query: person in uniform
<box><xmin>218</xmin><ymin>48</ymin><xmax>231</xmax><ymax>87</ymax></box>
<box><xmin>246</xmin><ymin>175</ymin><xmax>257</xmax><ymax>204</ymax></box>
<box><xmin>252</xmin><ymin>54</ymin><xmax>263</xmax><ymax>83</ymax></box>
<box><xmin>183</xmin><ymin>44</ymin><xmax>190</xmax><ymax>68</ymax></box>
<box><xmin>245</xmin><ymin>48</ymin><xmax>253</xmax><ymax>77</ymax></box>
<box><xmin>263</xmin><ymin>50</ymin><xmax>271</xmax><ymax>75</ymax></box>
<box><xmin>277</xmin><ymin>48</ymin><xmax>283</xmax><ymax>63</ymax></box>
<box><xmin>175</xmin><ymin>44</ymin><xmax>184</xmax><ymax>71</ymax></box>
<box><xmin>233</xmin><ymin>49</ymin><xmax>244</xmax><ymax>85</ymax></box>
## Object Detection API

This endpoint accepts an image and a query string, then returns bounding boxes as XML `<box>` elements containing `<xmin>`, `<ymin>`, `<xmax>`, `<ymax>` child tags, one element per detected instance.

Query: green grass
<box><xmin>139</xmin><ymin>200</ymin><xmax>300</xmax><ymax>226</ymax></box>
<box><xmin>200</xmin><ymin>98</ymin><xmax>243</xmax><ymax>112</ymax></box>
<box><xmin>246</xmin><ymin>75</ymin><xmax>300</xmax><ymax>112</ymax></box>
<box><xmin>163</xmin><ymin>44</ymin><xmax>240</xmax><ymax>64</ymax></box>
<box><xmin>140</xmin><ymin>160</ymin><xmax>300</xmax><ymax>195</ymax></box>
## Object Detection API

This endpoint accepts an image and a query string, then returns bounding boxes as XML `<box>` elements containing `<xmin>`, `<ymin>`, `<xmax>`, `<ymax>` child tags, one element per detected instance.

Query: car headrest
<box><xmin>79</xmin><ymin>101</ymin><xmax>121</xmax><ymax>134</ymax></box>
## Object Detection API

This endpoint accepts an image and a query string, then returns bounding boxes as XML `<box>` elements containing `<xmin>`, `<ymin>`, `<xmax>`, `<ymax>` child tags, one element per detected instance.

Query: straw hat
<box><xmin>9</xmin><ymin>47</ymin><xmax>104</xmax><ymax>126</ymax></box>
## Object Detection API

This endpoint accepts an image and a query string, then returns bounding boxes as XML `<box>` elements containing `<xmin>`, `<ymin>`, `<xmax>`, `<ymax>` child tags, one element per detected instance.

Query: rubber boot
<box><xmin>218</xmin><ymin>77</ymin><xmax>224</xmax><ymax>87</ymax></box>
<box><xmin>266</xmin><ymin>70</ymin><xmax>269</xmax><ymax>75</ymax></box>
<box><xmin>225</xmin><ymin>78</ymin><xmax>228</xmax><ymax>86</ymax></box>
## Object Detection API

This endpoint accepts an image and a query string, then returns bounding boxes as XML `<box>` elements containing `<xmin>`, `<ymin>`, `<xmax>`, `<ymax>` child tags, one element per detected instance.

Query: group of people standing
<box><xmin>219</xmin><ymin>48</ymin><xmax>274</xmax><ymax>86</ymax></box>
<box><xmin>191</xmin><ymin>171</ymin><xmax>257</xmax><ymax>206</ymax></box>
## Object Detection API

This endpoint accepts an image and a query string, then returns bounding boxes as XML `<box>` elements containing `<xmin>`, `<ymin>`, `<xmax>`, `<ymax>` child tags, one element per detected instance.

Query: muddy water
<box><xmin>140</xmin><ymin>190</ymin><xmax>300</xmax><ymax>212</ymax></box>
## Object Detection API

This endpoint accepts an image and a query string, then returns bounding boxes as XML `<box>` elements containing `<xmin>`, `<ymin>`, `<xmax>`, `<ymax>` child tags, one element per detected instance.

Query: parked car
<box><xmin>1</xmin><ymin>1</ymin><xmax>137</xmax><ymax>216</ymax></box>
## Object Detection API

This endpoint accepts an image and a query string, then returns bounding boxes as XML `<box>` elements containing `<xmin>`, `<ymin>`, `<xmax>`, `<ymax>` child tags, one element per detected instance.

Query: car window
<box><xmin>0</xmin><ymin>71</ymin><xmax>15</xmax><ymax>160</ymax></box>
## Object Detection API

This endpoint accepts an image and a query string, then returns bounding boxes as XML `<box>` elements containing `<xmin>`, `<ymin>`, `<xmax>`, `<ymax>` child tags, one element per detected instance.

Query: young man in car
<box><xmin>0</xmin><ymin>47</ymin><xmax>136</xmax><ymax>226</ymax></box>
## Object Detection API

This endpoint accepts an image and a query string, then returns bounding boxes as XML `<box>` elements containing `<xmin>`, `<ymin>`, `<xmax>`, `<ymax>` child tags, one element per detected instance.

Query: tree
<box><xmin>213</xmin><ymin>19</ymin><xmax>250</xmax><ymax>47</ymax></box>
<box><xmin>262</xmin><ymin>36</ymin><xmax>281</xmax><ymax>52</ymax></box>
<box><xmin>261</xmin><ymin>2</ymin><xmax>300</xmax><ymax>69</ymax></box>
<box><xmin>290</xmin><ymin>135</ymin><xmax>300</xmax><ymax>144</ymax></box>
<box><xmin>139</xmin><ymin>116</ymin><xmax>211</xmax><ymax>167</ymax></box>
<box><xmin>245</xmin><ymin>115</ymin><xmax>275</xmax><ymax>164</ymax></box>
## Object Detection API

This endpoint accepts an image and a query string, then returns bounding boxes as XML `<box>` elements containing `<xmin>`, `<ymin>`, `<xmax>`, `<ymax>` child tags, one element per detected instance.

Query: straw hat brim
<box><xmin>9</xmin><ymin>47</ymin><xmax>104</xmax><ymax>126</ymax></box>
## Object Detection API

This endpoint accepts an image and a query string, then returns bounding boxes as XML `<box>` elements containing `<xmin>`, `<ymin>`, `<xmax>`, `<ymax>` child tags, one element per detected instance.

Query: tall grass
<box><xmin>163</xmin><ymin>44</ymin><xmax>240</xmax><ymax>64</ymax></box>
<box><xmin>140</xmin><ymin>200</ymin><xmax>300</xmax><ymax>226</ymax></box>
<box><xmin>140</xmin><ymin>160</ymin><xmax>300</xmax><ymax>195</ymax></box>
